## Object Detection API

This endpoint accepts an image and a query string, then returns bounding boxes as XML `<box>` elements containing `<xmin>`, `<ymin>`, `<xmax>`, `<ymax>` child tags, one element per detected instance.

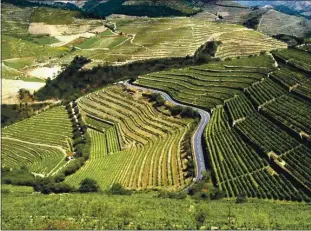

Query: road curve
<box><xmin>125</xmin><ymin>81</ymin><xmax>210</xmax><ymax>181</ymax></box>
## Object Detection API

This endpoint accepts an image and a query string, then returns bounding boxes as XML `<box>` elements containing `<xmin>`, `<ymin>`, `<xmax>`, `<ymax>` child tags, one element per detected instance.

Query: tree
<box><xmin>79</xmin><ymin>178</ymin><xmax>100</xmax><ymax>193</ymax></box>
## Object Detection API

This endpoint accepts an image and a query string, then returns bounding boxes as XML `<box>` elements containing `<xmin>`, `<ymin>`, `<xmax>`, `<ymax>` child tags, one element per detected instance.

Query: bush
<box><xmin>2</xmin><ymin>167</ymin><xmax>35</xmax><ymax>186</ymax></box>
<box><xmin>54</xmin><ymin>173</ymin><xmax>66</xmax><ymax>183</ymax></box>
<box><xmin>155</xmin><ymin>95</ymin><xmax>165</xmax><ymax>107</ymax></box>
<box><xmin>169</xmin><ymin>105</ymin><xmax>183</xmax><ymax>116</ymax></box>
<box><xmin>236</xmin><ymin>193</ymin><xmax>247</xmax><ymax>203</ymax></box>
<box><xmin>79</xmin><ymin>178</ymin><xmax>100</xmax><ymax>193</ymax></box>
<box><xmin>109</xmin><ymin>183</ymin><xmax>132</xmax><ymax>195</ymax></box>
<box><xmin>180</xmin><ymin>107</ymin><xmax>199</xmax><ymax>118</ymax></box>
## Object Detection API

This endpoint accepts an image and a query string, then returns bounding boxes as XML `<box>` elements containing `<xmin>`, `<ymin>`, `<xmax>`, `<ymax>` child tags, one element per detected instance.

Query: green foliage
<box><xmin>169</xmin><ymin>105</ymin><xmax>183</xmax><ymax>116</ymax></box>
<box><xmin>2</xmin><ymin>166</ymin><xmax>35</xmax><ymax>186</ymax></box>
<box><xmin>1</xmin><ymin>103</ymin><xmax>50</xmax><ymax>127</ymax></box>
<box><xmin>33</xmin><ymin>178</ymin><xmax>73</xmax><ymax>194</ymax></box>
<box><xmin>236</xmin><ymin>193</ymin><xmax>248</xmax><ymax>204</ymax></box>
<box><xmin>158</xmin><ymin>190</ymin><xmax>187</xmax><ymax>199</ymax></box>
<box><xmin>108</xmin><ymin>183</ymin><xmax>132</xmax><ymax>195</ymax></box>
<box><xmin>79</xmin><ymin>178</ymin><xmax>100</xmax><ymax>193</ymax></box>
<box><xmin>195</xmin><ymin>209</ymin><xmax>207</xmax><ymax>229</ymax></box>
<box><xmin>180</xmin><ymin>107</ymin><xmax>199</xmax><ymax>118</ymax></box>
<box><xmin>2</xmin><ymin>190</ymin><xmax>311</xmax><ymax>230</ymax></box>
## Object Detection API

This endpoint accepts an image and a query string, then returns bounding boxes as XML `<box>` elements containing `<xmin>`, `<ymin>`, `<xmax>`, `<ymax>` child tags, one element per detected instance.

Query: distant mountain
<box><xmin>237</xmin><ymin>1</ymin><xmax>311</xmax><ymax>19</ymax></box>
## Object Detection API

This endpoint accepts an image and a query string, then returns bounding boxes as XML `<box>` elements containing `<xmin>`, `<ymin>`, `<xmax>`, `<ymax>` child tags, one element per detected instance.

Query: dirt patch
<box><xmin>27</xmin><ymin>66</ymin><xmax>62</xmax><ymax>79</ymax></box>
<box><xmin>28</xmin><ymin>22</ymin><xmax>107</xmax><ymax>46</ymax></box>
<box><xmin>2</xmin><ymin>79</ymin><xmax>45</xmax><ymax>104</ymax></box>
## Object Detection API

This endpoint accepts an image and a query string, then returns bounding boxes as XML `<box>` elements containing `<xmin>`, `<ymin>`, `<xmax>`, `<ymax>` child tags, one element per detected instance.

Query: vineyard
<box><xmin>65</xmin><ymin>86</ymin><xmax>196</xmax><ymax>190</ymax></box>
<box><xmin>215</xmin><ymin>30</ymin><xmax>287</xmax><ymax>59</ymax></box>
<box><xmin>272</xmin><ymin>49</ymin><xmax>311</xmax><ymax>72</ymax></box>
<box><xmin>137</xmin><ymin>51</ymin><xmax>311</xmax><ymax>201</ymax></box>
<box><xmin>1</xmin><ymin>107</ymin><xmax>72</xmax><ymax>176</ymax></box>
<box><xmin>136</xmin><ymin>55</ymin><xmax>276</xmax><ymax>109</ymax></box>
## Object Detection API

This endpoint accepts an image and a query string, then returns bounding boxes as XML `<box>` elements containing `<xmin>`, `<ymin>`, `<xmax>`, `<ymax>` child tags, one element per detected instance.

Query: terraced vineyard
<box><xmin>79</xmin><ymin>17</ymin><xmax>286</xmax><ymax>66</ymax></box>
<box><xmin>271</xmin><ymin>66</ymin><xmax>311</xmax><ymax>101</ymax></box>
<box><xmin>215</xmin><ymin>30</ymin><xmax>287</xmax><ymax>59</ymax></box>
<box><xmin>1</xmin><ymin>107</ymin><xmax>72</xmax><ymax>176</ymax></box>
<box><xmin>137</xmin><ymin>52</ymin><xmax>311</xmax><ymax>201</ymax></box>
<box><xmin>65</xmin><ymin>86</ymin><xmax>196</xmax><ymax>190</ymax></box>
<box><xmin>136</xmin><ymin>55</ymin><xmax>276</xmax><ymax>109</ymax></box>
<box><xmin>205</xmin><ymin>106</ymin><xmax>310</xmax><ymax>201</ymax></box>
<box><xmin>273</xmin><ymin>49</ymin><xmax>311</xmax><ymax>72</ymax></box>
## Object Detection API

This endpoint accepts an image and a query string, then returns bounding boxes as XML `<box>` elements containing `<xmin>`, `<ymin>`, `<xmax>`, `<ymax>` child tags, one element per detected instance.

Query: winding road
<box><xmin>125</xmin><ymin>81</ymin><xmax>210</xmax><ymax>181</ymax></box>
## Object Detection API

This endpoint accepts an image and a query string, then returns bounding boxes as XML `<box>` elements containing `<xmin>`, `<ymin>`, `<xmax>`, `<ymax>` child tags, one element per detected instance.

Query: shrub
<box><xmin>109</xmin><ymin>183</ymin><xmax>132</xmax><ymax>195</ymax></box>
<box><xmin>260</xmin><ymin>50</ymin><xmax>266</xmax><ymax>55</ymax></box>
<box><xmin>180</xmin><ymin>107</ymin><xmax>199</xmax><ymax>118</ymax></box>
<box><xmin>2</xmin><ymin>167</ymin><xmax>35</xmax><ymax>186</ymax></box>
<box><xmin>236</xmin><ymin>193</ymin><xmax>248</xmax><ymax>203</ymax></box>
<box><xmin>169</xmin><ymin>105</ymin><xmax>183</xmax><ymax>116</ymax></box>
<box><xmin>155</xmin><ymin>95</ymin><xmax>165</xmax><ymax>107</ymax></box>
<box><xmin>79</xmin><ymin>178</ymin><xmax>100</xmax><ymax>193</ymax></box>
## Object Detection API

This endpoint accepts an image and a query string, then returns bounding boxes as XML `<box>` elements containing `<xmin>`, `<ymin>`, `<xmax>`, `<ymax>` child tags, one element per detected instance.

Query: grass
<box><xmin>3</xmin><ymin>57</ymin><xmax>35</xmax><ymax>70</ymax></box>
<box><xmin>65</xmin><ymin>86</ymin><xmax>195</xmax><ymax>190</ymax></box>
<box><xmin>2</xmin><ymin>35</ymin><xmax>67</xmax><ymax>60</ymax></box>
<box><xmin>2</xmin><ymin>188</ymin><xmax>311</xmax><ymax>230</ymax></box>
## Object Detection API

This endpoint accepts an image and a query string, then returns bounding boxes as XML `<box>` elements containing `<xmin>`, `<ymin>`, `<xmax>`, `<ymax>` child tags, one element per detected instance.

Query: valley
<box><xmin>1</xmin><ymin>0</ymin><xmax>311</xmax><ymax>230</ymax></box>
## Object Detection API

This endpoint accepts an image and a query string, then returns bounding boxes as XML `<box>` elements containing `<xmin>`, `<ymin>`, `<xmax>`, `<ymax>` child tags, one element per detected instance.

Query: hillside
<box><xmin>135</xmin><ymin>51</ymin><xmax>311</xmax><ymax>201</ymax></box>
<box><xmin>64</xmin><ymin>85</ymin><xmax>197</xmax><ymax>190</ymax></box>
<box><xmin>2</xmin><ymin>1</ymin><xmax>311</xmax><ymax>230</ymax></box>
<box><xmin>2</xmin><ymin>106</ymin><xmax>72</xmax><ymax>176</ymax></box>
<box><xmin>257</xmin><ymin>10</ymin><xmax>311</xmax><ymax>39</ymax></box>
<box><xmin>2</xmin><ymin>2</ymin><xmax>287</xmax><ymax>104</ymax></box>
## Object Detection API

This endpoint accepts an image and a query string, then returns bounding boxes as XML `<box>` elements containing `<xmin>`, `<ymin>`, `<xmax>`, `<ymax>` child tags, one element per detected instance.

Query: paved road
<box><xmin>125</xmin><ymin>81</ymin><xmax>210</xmax><ymax>181</ymax></box>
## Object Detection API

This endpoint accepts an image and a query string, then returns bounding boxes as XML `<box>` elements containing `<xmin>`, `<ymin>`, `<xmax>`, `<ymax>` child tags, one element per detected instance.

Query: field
<box><xmin>2</xmin><ymin>3</ymin><xmax>287</xmax><ymax>76</ymax></box>
<box><xmin>273</xmin><ymin>49</ymin><xmax>311</xmax><ymax>72</ymax></box>
<box><xmin>136</xmin><ymin>55</ymin><xmax>276</xmax><ymax>109</ymax></box>
<box><xmin>1</xmin><ymin>106</ymin><xmax>72</xmax><ymax>176</ymax></box>
<box><xmin>136</xmin><ymin>52</ymin><xmax>311</xmax><ymax>201</ymax></box>
<box><xmin>2</xmin><ymin>186</ymin><xmax>311</xmax><ymax>230</ymax></box>
<box><xmin>65</xmin><ymin>86</ymin><xmax>196</xmax><ymax>190</ymax></box>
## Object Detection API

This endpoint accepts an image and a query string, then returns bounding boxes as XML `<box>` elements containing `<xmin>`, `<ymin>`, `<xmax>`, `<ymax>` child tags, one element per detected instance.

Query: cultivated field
<box><xmin>137</xmin><ymin>55</ymin><xmax>276</xmax><ymax>109</ymax></box>
<box><xmin>136</xmin><ymin>52</ymin><xmax>311</xmax><ymax>201</ymax></box>
<box><xmin>2</xmin><ymin>107</ymin><xmax>72</xmax><ymax>176</ymax></box>
<box><xmin>65</xmin><ymin>86</ymin><xmax>196</xmax><ymax>190</ymax></box>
